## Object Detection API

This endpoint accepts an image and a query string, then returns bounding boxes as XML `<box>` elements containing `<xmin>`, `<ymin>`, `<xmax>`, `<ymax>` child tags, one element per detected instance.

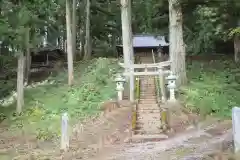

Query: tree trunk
<box><xmin>84</xmin><ymin>0</ymin><xmax>91</xmax><ymax>60</ymax></box>
<box><xmin>168</xmin><ymin>0</ymin><xmax>187</xmax><ymax>86</ymax></box>
<box><xmin>120</xmin><ymin>0</ymin><xmax>134</xmax><ymax>102</ymax></box>
<box><xmin>60</xmin><ymin>27</ymin><xmax>65</xmax><ymax>50</ymax></box>
<box><xmin>72</xmin><ymin>0</ymin><xmax>77</xmax><ymax>60</ymax></box>
<box><xmin>16</xmin><ymin>53</ymin><xmax>25</xmax><ymax>114</ymax></box>
<box><xmin>25</xmin><ymin>27</ymin><xmax>31</xmax><ymax>84</ymax></box>
<box><xmin>79</xmin><ymin>28</ymin><xmax>85</xmax><ymax>59</ymax></box>
<box><xmin>234</xmin><ymin>36</ymin><xmax>240</xmax><ymax>62</ymax></box>
<box><xmin>127</xmin><ymin>0</ymin><xmax>134</xmax><ymax>63</ymax></box>
<box><xmin>66</xmin><ymin>0</ymin><xmax>74</xmax><ymax>86</ymax></box>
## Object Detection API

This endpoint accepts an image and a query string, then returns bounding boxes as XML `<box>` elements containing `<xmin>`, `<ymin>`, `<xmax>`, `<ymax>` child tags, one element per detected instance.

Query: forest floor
<box><xmin>0</xmin><ymin>58</ymin><xmax>239</xmax><ymax>159</ymax></box>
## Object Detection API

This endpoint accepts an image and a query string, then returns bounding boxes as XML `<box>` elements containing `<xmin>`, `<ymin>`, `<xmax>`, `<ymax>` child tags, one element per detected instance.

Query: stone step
<box><xmin>139</xmin><ymin>96</ymin><xmax>156</xmax><ymax>98</ymax></box>
<box><xmin>138</xmin><ymin>102</ymin><xmax>158</xmax><ymax>105</ymax></box>
<box><xmin>139</xmin><ymin>94</ymin><xmax>156</xmax><ymax>97</ymax></box>
<box><xmin>140</xmin><ymin>93</ymin><xmax>156</xmax><ymax>95</ymax></box>
<box><xmin>134</xmin><ymin>129</ymin><xmax>162</xmax><ymax>135</ymax></box>
<box><xmin>137</xmin><ymin>108</ymin><xmax>160</xmax><ymax>111</ymax></box>
<box><xmin>135</xmin><ymin>122</ymin><xmax>161</xmax><ymax>127</ymax></box>
<box><xmin>139</xmin><ymin>97</ymin><xmax>156</xmax><ymax>99</ymax></box>
<box><xmin>140</xmin><ymin>94</ymin><xmax>156</xmax><ymax>96</ymax></box>
<box><xmin>139</xmin><ymin>99</ymin><xmax>157</xmax><ymax>101</ymax></box>
<box><xmin>137</xmin><ymin>111</ymin><xmax>161</xmax><ymax>114</ymax></box>
<box><xmin>140</xmin><ymin>92</ymin><xmax>156</xmax><ymax>93</ymax></box>
<box><xmin>137</xmin><ymin>119</ymin><xmax>161</xmax><ymax>125</ymax></box>
<box><xmin>131</xmin><ymin>134</ymin><xmax>168</xmax><ymax>139</ymax></box>
<box><xmin>137</xmin><ymin>116</ymin><xmax>161</xmax><ymax>120</ymax></box>
<box><xmin>130</xmin><ymin>134</ymin><xmax>168</xmax><ymax>143</ymax></box>
<box><xmin>140</xmin><ymin>86</ymin><xmax>156</xmax><ymax>88</ymax></box>
<box><xmin>137</xmin><ymin>107</ymin><xmax>160</xmax><ymax>110</ymax></box>
<box><xmin>139</xmin><ymin>98</ymin><xmax>157</xmax><ymax>100</ymax></box>
<box><xmin>137</xmin><ymin>104</ymin><xmax>159</xmax><ymax>108</ymax></box>
<box><xmin>136</xmin><ymin>120</ymin><xmax>161</xmax><ymax>125</ymax></box>
<box><xmin>137</xmin><ymin>110</ymin><xmax>160</xmax><ymax>113</ymax></box>
<box><xmin>140</xmin><ymin>89</ymin><xmax>156</xmax><ymax>91</ymax></box>
<box><xmin>140</xmin><ymin>88</ymin><xmax>156</xmax><ymax>90</ymax></box>
<box><xmin>139</xmin><ymin>100</ymin><xmax>157</xmax><ymax>103</ymax></box>
<box><xmin>140</xmin><ymin>86</ymin><xmax>155</xmax><ymax>88</ymax></box>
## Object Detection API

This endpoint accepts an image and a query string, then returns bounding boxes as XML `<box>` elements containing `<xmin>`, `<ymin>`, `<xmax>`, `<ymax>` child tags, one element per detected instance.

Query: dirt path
<box><xmin>0</xmin><ymin>106</ymin><xmax>133</xmax><ymax>160</ymax></box>
<box><xmin>89</xmin><ymin>119</ymin><xmax>233</xmax><ymax>160</ymax></box>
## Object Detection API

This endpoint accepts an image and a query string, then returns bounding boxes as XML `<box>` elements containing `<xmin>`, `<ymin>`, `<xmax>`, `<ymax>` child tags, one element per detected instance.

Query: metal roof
<box><xmin>117</xmin><ymin>34</ymin><xmax>169</xmax><ymax>48</ymax></box>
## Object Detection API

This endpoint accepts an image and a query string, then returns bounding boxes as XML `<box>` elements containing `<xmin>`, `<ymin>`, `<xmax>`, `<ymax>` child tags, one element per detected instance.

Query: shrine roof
<box><xmin>117</xmin><ymin>34</ymin><xmax>169</xmax><ymax>48</ymax></box>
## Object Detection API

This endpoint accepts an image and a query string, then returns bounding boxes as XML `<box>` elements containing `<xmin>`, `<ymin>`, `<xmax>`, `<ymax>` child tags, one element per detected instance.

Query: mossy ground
<box><xmin>0</xmin><ymin>58</ymin><xmax>121</xmax><ymax>140</ymax></box>
<box><xmin>180</xmin><ymin>59</ymin><xmax>240</xmax><ymax>118</ymax></box>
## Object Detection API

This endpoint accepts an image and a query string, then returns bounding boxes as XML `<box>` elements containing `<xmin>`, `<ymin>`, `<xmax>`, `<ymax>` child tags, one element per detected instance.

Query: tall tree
<box><xmin>169</xmin><ymin>0</ymin><xmax>187</xmax><ymax>86</ymax></box>
<box><xmin>66</xmin><ymin>0</ymin><xmax>74</xmax><ymax>85</ymax></box>
<box><xmin>120</xmin><ymin>0</ymin><xmax>134</xmax><ymax>102</ymax></box>
<box><xmin>72</xmin><ymin>0</ymin><xmax>77</xmax><ymax>60</ymax></box>
<box><xmin>231</xmin><ymin>26</ymin><xmax>240</xmax><ymax>62</ymax></box>
<box><xmin>24</xmin><ymin>27</ymin><xmax>31</xmax><ymax>84</ymax></box>
<box><xmin>84</xmin><ymin>0</ymin><xmax>91</xmax><ymax>60</ymax></box>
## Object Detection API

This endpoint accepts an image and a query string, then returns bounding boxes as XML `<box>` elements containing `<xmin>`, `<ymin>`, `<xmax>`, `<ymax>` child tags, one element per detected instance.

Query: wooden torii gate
<box><xmin>119</xmin><ymin>61</ymin><xmax>171</xmax><ymax>102</ymax></box>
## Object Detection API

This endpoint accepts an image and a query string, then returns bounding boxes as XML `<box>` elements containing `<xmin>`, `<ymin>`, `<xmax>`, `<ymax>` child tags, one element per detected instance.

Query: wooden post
<box><xmin>16</xmin><ymin>54</ymin><xmax>25</xmax><ymax>114</ymax></box>
<box><xmin>232</xmin><ymin>107</ymin><xmax>240</xmax><ymax>153</ymax></box>
<box><xmin>159</xmin><ymin>67</ymin><xmax>166</xmax><ymax>103</ymax></box>
<box><xmin>129</xmin><ymin>68</ymin><xmax>135</xmax><ymax>102</ymax></box>
<box><xmin>61</xmin><ymin>112</ymin><xmax>69</xmax><ymax>151</ymax></box>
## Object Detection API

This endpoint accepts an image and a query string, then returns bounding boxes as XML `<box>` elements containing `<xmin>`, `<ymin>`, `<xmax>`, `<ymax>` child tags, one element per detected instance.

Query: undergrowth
<box><xmin>1</xmin><ymin>58</ymin><xmax>121</xmax><ymax>140</ymax></box>
<box><xmin>180</xmin><ymin>60</ymin><xmax>240</xmax><ymax>118</ymax></box>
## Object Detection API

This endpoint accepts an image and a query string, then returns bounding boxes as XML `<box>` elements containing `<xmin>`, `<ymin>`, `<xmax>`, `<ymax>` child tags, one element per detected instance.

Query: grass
<box><xmin>0</xmin><ymin>58</ymin><xmax>121</xmax><ymax>140</ymax></box>
<box><xmin>180</xmin><ymin>59</ymin><xmax>240</xmax><ymax>118</ymax></box>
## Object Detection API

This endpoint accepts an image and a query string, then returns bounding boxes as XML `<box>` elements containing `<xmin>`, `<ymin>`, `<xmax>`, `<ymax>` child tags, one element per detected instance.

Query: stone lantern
<box><xmin>114</xmin><ymin>73</ymin><xmax>126</xmax><ymax>100</ymax></box>
<box><xmin>166</xmin><ymin>72</ymin><xmax>177</xmax><ymax>102</ymax></box>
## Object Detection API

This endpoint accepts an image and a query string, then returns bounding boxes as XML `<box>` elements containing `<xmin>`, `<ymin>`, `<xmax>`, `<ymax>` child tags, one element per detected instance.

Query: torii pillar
<box><xmin>120</xmin><ymin>0</ymin><xmax>134</xmax><ymax>102</ymax></box>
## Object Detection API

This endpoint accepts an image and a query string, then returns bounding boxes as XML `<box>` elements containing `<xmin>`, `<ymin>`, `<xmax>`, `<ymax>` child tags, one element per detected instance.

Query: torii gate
<box><xmin>119</xmin><ymin>60</ymin><xmax>171</xmax><ymax>102</ymax></box>
<box><xmin>119</xmin><ymin>0</ymin><xmax>171</xmax><ymax>102</ymax></box>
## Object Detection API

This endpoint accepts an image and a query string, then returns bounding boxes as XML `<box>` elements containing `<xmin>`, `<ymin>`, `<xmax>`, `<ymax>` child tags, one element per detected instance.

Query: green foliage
<box><xmin>229</xmin><ymin>27</ymin><xmax>240</xmax><ymax>38</ymax></box>
<box><xmin>93</xmin><ymin>39</ymin><xmax>117</xmax><ymax>57</ymax></box>
<box><xmin>184</xmin><ymin>6</ymin><xmax>226</xmax><ymax>54</ymax></box>
<box><xmin>1</xmin><ymin>58</ymin><xmax>120</xmax><ymax>140</ymax></box>
<box><xmin>180</xmin><ymin>60</ymin><xmax>240</xmax><ymax>118</ymax></box>
<box><xmin>132</xmin><ymin>0</ymin><xmax>168</xmax><ymax>34</ymax></box>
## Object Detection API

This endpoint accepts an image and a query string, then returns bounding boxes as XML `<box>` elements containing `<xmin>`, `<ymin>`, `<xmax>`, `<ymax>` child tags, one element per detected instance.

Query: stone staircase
<box><xmin>135</xmin><ymin>76</ymin><xmax>161</xmax><ymax>136</ymax></box>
